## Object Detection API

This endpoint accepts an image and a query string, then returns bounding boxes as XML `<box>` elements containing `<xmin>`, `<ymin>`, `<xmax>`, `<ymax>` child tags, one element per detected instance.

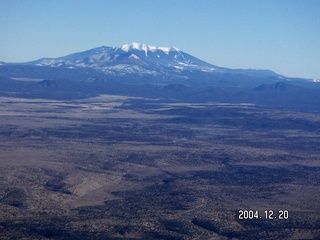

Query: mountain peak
<box><xmin>5</xmin><ymin>43</ymin><xmax>284</xmax><ymax>80</ymax></box>
<box><xmin>120</xmin><ymin>42</ymin><xmax>179</xmax><ymax>54</ymax></box>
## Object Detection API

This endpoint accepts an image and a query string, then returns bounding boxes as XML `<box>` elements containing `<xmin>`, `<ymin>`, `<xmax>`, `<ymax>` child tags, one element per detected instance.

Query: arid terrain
<box><xmin>0</xmin><ymin>94</ymin><xmax>319</xmax><ymax>239</ymax></box>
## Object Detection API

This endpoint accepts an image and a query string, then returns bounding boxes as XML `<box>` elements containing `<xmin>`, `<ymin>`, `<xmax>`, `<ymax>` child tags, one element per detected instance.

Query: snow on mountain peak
<box><xmin>159</xmin><ymin>46</ymin><xmax>180</xmax><ymax>54</ymax></box>
<box><xmin>121</xmin><ymin>42</ymin><xmax>149</xmax><ymax>52</ymax></box>
<box><xmin>23</xmin><ymin>42</ymin><xmax>219</xmax><ymax>76</ymax></box>
<box><xmin>120</xmin><ymin>42</ymin><xmax>179</xmax><ymax>54</ymax></box>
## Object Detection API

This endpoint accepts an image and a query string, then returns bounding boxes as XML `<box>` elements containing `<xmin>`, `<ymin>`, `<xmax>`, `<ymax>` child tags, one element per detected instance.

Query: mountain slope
<box><xmin>1</xmin><ymin>42</ymin><xmax>320</xmax><ymax>111</ymax></box>
<box><xmin>26</xmin><ymin>42</ymin><xmax>219</xmax><ymax>76</ymax></box>
<box><xmin>1</xmin><ymin>42</ymin><xmax>285</xmax><ymax>81</ymax></box>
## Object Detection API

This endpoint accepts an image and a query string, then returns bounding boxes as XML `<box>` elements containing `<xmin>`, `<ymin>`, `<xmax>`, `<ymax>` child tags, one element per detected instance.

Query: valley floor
<box><xmin>0</xmin><ymin>95</ymin><xmax>319</xmax><ymax>239</ymax></box>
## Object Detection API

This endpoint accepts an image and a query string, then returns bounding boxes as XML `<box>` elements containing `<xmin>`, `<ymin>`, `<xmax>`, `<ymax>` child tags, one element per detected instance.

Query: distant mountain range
<box><xmin>1</xmin><ymin>42</ymin><xmax>284</xmax><ymax>80</ymax></box>
<box><xmin>0</xmin><ymin>43</ymin><xmax>319</xmax><ymax>110</ymax></box>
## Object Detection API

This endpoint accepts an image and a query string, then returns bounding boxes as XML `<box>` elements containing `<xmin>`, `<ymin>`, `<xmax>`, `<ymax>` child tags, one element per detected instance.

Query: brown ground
<box><xmin>0</xmin><ymin>95</ymin><xmax>319</xmax><ymax>239</ymax></box>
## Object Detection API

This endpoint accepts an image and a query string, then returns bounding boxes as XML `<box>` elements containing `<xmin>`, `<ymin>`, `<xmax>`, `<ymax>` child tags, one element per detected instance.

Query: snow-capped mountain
<box><xmin>1</xmin><ymin>42</ymin><xmax>286</xmax><ymax>83</ymax></box>
<box><xmin>0</xmin><ymin>43</ymin><xmax>318</xmax><ymax>110</ymax></box>
<box><xmin>28</xmin><ymin>42</ymin><xmax>219</xmax><ymax>76</ymax></box>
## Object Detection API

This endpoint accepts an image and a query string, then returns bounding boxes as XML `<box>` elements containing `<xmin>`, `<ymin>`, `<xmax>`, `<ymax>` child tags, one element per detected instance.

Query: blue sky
<box><xmin>1</xmin><ymin>0</ymin><xmax>319</xmax><ymax>79</ymax></box>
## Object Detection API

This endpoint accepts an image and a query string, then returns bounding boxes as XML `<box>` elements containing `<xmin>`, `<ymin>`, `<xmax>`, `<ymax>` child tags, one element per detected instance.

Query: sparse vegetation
<box><xmin>0</xmin><ymin>95</ymin><xmax>319</xmax><ymax>239</ymax></box>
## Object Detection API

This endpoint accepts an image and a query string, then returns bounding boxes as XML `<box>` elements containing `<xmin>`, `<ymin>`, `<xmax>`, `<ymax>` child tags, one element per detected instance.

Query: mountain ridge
<box><xmin>1</xmin><ymin>42</ymin><xmax>284</xmax><ymax>80</ymax></box>
<box><xmin>0</xmin><ymin>42</ymin><xmax>320</xmax><ymax>111</ymax></box>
